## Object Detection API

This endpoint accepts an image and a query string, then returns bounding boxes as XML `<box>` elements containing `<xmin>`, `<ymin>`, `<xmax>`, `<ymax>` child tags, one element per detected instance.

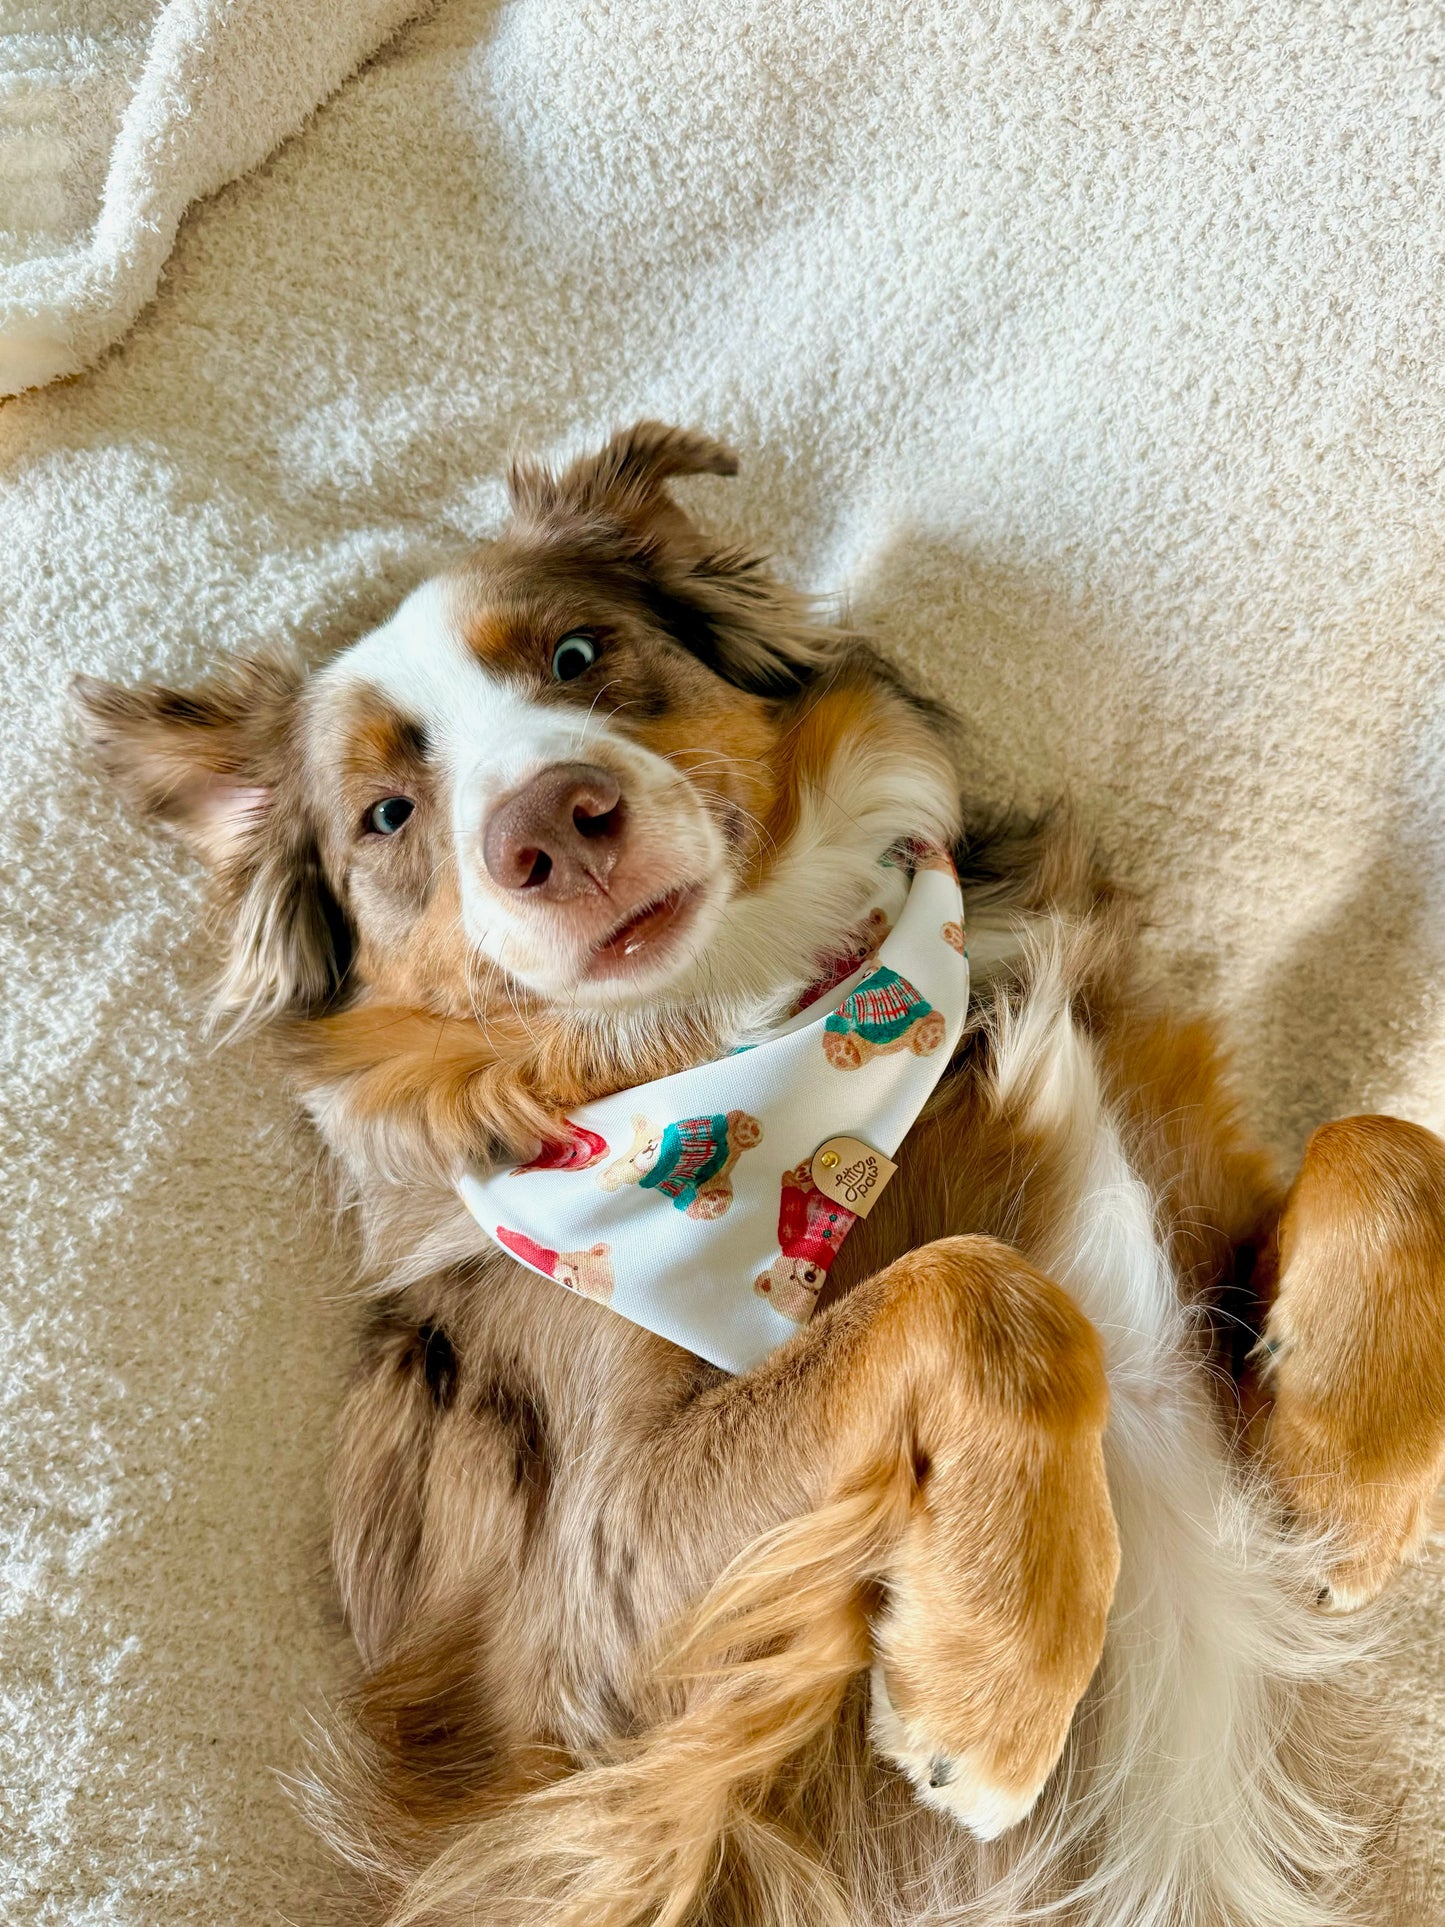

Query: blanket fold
<box><xmin>0</xmin><ymin>0</ymin><xmax>428</xmax><ymax>395</ymax></box>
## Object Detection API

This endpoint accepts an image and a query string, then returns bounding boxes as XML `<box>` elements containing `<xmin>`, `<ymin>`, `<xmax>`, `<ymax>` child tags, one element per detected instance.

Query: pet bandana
<box><xmin>458</xmin><ymin>844</ymin><xmax>969</xmax><ymax>1374</ymax></box>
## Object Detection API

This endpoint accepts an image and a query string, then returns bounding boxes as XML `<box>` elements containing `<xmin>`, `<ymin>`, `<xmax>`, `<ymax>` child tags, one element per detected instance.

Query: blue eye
<box><xmin>551</xmin><ymin>632</ymin><xmax>597</xmax><ymax>682</ymax></box>
<box><xmin>369</xmin><ymin>795</ymin><xmax>414</xmax><ymax>835</ymax></box>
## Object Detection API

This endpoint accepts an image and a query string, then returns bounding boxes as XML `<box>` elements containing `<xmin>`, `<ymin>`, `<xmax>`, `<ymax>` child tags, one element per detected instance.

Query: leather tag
<box><xmin>810</xmin><ymin>1136</ymin><xmax>897</xmax><ymax>1217</ymax></box>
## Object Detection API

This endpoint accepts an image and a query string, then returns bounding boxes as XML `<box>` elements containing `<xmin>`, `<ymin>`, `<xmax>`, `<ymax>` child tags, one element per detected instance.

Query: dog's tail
<box><xmin>372</xmin><ymin>1456</ymin><xmax>912</xmax><ymax>1927</ymax></box>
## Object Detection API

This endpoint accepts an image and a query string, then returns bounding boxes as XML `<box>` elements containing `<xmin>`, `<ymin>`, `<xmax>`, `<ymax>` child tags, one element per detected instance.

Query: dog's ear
<box><xmin>508</xmin><ymin>422</ymin><xmax>837</xmax><ymax>697</ymax></box>
<box><xmin>71</xmin><ymin>656</ymin><xmax>293</xmax><ymax>866</ymax></box>
<box><xmin>507</xmin><ymin>420</ymin><xmax>738</xmax><ymax>530</ymax></box>
<box><xmin>72</xmin><ymin>655</ymin><xmax>351</xmax><ymax>1029</ymax></box>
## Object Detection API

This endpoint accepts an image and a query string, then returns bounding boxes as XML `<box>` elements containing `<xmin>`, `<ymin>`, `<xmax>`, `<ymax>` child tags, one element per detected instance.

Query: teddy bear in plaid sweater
<box><xmin>598</xmin><ymin>1110</ymin><xmax>763</xmax><ymax>1220</ymax></box>
<box><xmin>822</xmin><ymin>965</ymin><xmax>946</xmax><ymax>1069</ymax></box>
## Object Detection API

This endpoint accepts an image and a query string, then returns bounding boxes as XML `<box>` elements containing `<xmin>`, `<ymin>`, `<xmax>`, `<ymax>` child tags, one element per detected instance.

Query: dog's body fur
<box><xmin>76</xmin><ymin>425</ymin><xmax>1445</xmax><ymax>1927</ymax></box>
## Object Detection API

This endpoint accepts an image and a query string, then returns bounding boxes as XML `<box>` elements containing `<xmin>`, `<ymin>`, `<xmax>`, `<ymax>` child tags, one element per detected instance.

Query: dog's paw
<box><xmin>1273</xmin><ymin>1443</ymin><xmax>1445</xmax><ymax>1614</ymax></box>
<box><xmin>1315</xmin><ymin>1576</ymin><xmax>1382</xmax><ymax>1615</ymax></box>
<box><xmin>869</xmin><ymin>1665</ymin><xmax>1049</xmax><ymax>1840</ymax></box>
<box><xmin>1261</xmin><ymin>1117</ymin><xmax>1445</xmax><ymax>1618</ymax></box>
<box><xmin>1312</xmin><ymin>1490</ymin><xmax>1443</xmax><ymax>1613</ymax></box>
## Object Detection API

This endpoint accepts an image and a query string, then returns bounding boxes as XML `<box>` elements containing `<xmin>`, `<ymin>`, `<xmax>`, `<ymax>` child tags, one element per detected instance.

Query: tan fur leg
<box><xmin>679</xmin><ymin>1235</ymin><xmax>1119</xmax><ymax>1836</ymax></box>
<box><xmin>844</xmin><ymin>1239</ymin><xmax>1119</xmax><ymax>1836</ymax></box>
<box><xmin>1258</xmin><ymin>1115</ymin><xmax>1445</xmax><ymax>1610</ymax></box>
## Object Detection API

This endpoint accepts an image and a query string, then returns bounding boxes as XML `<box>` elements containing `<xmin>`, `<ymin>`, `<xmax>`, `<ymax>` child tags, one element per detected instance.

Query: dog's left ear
<box><xmin>508</xmin><ymin>421</ymin><xmax>836</xmax><ymax>696</ymax></box>
<box><xmin>72</xmin><ymin>656</ymin><xmax>351</xmax><ymax>1028</ymax></box>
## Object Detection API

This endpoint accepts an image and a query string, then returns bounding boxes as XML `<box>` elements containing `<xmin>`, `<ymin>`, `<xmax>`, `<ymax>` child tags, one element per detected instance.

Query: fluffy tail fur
<box><xmin>312</xmin><ymin>1455</ymin><xmax>916</xmax><ymax>1927</ymax></box>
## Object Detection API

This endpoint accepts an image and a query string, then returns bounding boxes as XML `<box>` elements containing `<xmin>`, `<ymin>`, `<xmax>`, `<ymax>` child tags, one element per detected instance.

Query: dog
<box><xmin>75</xmin><ymin>422</ymin><xmax>1445</xmax><ymax>1927</ymax></box>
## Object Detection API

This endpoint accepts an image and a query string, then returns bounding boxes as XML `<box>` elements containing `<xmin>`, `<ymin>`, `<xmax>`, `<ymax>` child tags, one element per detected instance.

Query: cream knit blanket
<box><xmin>1</xmin><ymin>2</ymin><xmax>1441</xmax><ymax>1918</ymax></box>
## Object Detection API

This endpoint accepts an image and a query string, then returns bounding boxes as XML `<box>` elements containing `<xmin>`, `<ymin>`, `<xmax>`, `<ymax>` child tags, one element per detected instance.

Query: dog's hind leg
<box><xmin>1254</xmin><ymin>1114</ymin><xmax>1445</xmax><ymax>1610</ymax></box>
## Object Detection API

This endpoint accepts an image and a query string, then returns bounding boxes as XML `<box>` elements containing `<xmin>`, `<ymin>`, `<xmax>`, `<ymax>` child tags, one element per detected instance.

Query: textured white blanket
<box><xmin>0</xmin><ymin>0</ymin><xmax>426</xmax><ymax>393</ymax></box>
<box><xmin>2</xmin><ymin>1</ymin><xmax>1442</xmax><ymax>1919</ymax></box>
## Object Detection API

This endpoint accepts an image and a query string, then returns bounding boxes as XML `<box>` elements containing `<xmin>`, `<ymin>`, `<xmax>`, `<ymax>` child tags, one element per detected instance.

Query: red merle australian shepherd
<box><xmin>76</xmin><ymin>423</ymin><xmax>1445</xmax><ymax>1927</ymax></box>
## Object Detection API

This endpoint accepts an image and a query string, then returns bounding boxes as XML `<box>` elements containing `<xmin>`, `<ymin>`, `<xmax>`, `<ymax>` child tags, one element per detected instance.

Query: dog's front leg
<box><xmin>628</xmin><ymin>1231</ymin><xmax>1120</xmax><ymax>1841</ymax></box>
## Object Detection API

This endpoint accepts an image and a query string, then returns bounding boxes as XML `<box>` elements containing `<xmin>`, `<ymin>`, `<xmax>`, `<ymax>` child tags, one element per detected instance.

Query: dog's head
<box><xmin>76</xmin><ymin>424</ymin><xmax>958</xmax><ymax>1037</ymax></box>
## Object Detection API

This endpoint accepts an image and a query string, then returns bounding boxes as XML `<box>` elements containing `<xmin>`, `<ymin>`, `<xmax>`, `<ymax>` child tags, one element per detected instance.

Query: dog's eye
<box><xmin>368</xmin><ymin>796</ymin><xmax>414</xmax><ymax>835</ymax></box>
<box><xmin>551</xmin><ymin>633</ymin><xmax>597</xmax><ymax>682</ymax></box>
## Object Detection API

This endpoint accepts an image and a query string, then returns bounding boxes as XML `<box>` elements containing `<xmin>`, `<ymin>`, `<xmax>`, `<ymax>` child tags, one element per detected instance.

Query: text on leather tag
<box><xmin>810</xmin><ymin>1136</ymin><xmax>898</xmax><ymax>1217</ymax></box>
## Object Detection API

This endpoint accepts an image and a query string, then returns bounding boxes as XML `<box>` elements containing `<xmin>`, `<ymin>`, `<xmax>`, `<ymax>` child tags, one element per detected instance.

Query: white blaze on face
<box><xmin>312</xmin><ymin>575</ymin><xmax>730</xmax><ymax>999</ymax></box>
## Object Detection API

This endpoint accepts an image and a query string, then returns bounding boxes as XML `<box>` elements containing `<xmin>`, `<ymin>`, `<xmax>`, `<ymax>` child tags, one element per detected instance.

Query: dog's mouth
<box><xmin>584</xmin><ymin>884</ymin><xmax>704</xmax><ymax>981</ymax></box>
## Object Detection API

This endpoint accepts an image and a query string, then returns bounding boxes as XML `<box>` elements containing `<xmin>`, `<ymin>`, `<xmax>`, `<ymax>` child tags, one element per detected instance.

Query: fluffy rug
<box><xmin>2</xmin><ymin>1</ymin><xmax>1442</xmax><ymax>1918</ymax></box>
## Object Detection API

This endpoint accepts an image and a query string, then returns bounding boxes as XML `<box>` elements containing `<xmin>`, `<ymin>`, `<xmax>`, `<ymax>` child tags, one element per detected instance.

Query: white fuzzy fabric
<box><xmin>2</xmin><ymin>0</ymin><xmax>1443</xmax><ymax>1919</ymax></box>
<box><xmin>0</xmin><ymin>0</ymin><xmax>425</xmax><ymax>394</ymax></box>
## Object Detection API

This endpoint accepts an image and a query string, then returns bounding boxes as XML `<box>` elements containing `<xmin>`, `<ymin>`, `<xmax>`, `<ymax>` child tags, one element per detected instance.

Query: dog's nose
<box><xmin>482</xmin><ymin>762</ymin><xmax>626</xmax><ymax>898</ymax></box>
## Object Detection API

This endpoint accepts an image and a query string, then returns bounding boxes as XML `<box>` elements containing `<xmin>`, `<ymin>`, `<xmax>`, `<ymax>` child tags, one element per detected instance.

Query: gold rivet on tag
<box><xmin>819</xmin><ymin>1150</ymin><xmax>840</xmax><ymax>1169</ymax></box>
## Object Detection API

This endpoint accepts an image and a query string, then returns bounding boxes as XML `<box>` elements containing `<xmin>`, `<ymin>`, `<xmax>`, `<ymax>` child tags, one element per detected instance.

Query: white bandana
<box><xmin>458</xmin><ymin>846</ymin><xmax>969</xmax><ymax>1374</ymax></box>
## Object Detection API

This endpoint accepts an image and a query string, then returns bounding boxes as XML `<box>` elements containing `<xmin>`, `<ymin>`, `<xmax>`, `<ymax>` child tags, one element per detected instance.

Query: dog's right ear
<box><xmin>70</xmin><ymin>654</ymin><xmax>299</xmax><ymax>870</ymax></box>
<box><xmin>72</xmin><ymin>655</ymin><xmax>351</xmax><ymax>1028</ymax></box>
<box><xmin>507</xmin><ymin>420</ymin><xmax>739</xmax><ymax>532</ymax></box>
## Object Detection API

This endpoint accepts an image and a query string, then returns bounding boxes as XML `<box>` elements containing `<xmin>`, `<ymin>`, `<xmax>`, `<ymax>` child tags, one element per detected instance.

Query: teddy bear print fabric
<box><xmin>822</xmin><ymin>967</ymin><xmax>945</xmax><ymax>1067</ymax></box>
<box><xmin>493</xmin><ymin>1226</ymin><xmax>617</xmax><ymax>1303</ymax></box>
<box><xmin>510</xmin><ymin>1122</ymin><xmax>609</xmax><ymax>1174</ymax></box>
<box><xmin>458</xmin><ymin>846</ymin><xmax>969</xmax><ymax>1373</ymax></box>
<box><xmin>598</xmin><ymin>1111</ymin><xmax>763</xmax><ymax>1218</ymax></box>
<box><xmin>753</xmin><ymin>1165</ymin><xmax>858</xmax><ymax>1323</ymax></box>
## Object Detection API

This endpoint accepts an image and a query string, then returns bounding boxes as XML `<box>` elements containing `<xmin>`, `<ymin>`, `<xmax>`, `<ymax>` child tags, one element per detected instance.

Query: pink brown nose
<box><xmin>482</xmin><ymin>762</ymin><xmax>627</xmax><ymax>898</ymax></box>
